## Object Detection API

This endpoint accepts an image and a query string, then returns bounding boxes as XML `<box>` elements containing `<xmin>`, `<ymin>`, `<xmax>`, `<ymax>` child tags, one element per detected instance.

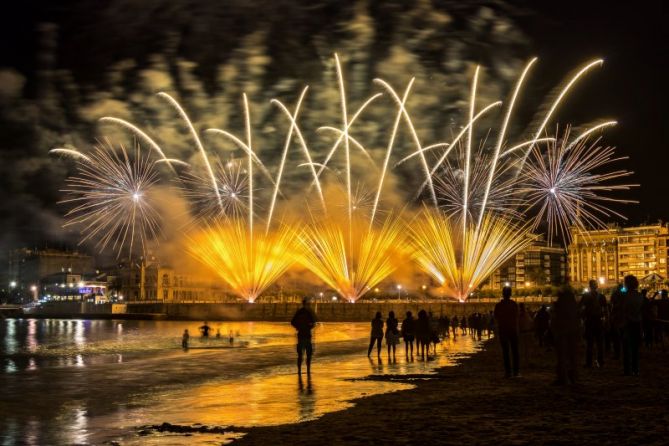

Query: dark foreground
<box><xmin>234</xmin><ymin>339</ymin><xmax>669</xmax><ymax>445</ymax></box>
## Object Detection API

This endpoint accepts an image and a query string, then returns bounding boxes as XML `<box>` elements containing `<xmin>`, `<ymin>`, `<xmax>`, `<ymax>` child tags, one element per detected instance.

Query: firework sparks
<box><xmin>434</xmin><ymin>146</ymin><xmax>524</xmax><ymax>221</ymax></box>
<box><xmin>53</xmin><ymin>54</ymin><xmax>638</xmax><ymax>301</ymax></box>
<box><xmin>519</xmin><ymin>129</ymin><xmax>638</xmax><ymax>244</ymax></box>
<box><xmin>180</xmin><ymin>159</ymin><xmax>249</xmax><ymax>221</ymax></box>
<box><xmin>188</xmin><ymin>220</ymin><xmax>299</xmax><ymax>302</ymax></box>
<box><xmin>410</xmin><ymin>210</ymin><xmax>535</xmax><ymax>301</ymax></box>
<box><xmin>56</xmin><ymin>141</ymin><xmax>162</xmax><ymax>258</ymax></box>
<box><xmin>299</xmin><ymin>214</ymin><xmax>407</xmax><ymax>302</ymax></box>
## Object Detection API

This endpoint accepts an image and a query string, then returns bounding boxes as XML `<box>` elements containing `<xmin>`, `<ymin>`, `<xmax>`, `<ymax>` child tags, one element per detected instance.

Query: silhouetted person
<box><xmin>460</xmin><ymin>315</ymin><xmax>467</xmax><ymax>335</ymax></box>
<box><xmin>401</xmin><ymin>311</ymin><xmax>415</xmax><ymax>358</ymax></box>
<box><xmin>580</xmin><ymin>279</ymin><xmax>606</xmax><ymax>368</ymax></box>
<box><xmin>182</xmin><ymin>329</ymin><xmax>190</xmax><ymax>349</ymax></box>
<box><xmin>199</xmin><ymin>321</ymin><xmax>211</xmax><ymax>338</ymax></box>
<box><xmin>552</xmin><ymin>287</ymin><xmax>579</xmax><ymax>385</ymax></box>
<box><xmin>657</xmin><ymin>290</ymin><xmax>669</xmax><ymax>342</ymax></box>
<box><xmin>451</xmin><ymin>314</ymin><xmax>459</xmax><ymax>337</ymax></box>
<box><xmin>610</xmin><ymin>284</ymin><xmax>626</xmax><ymax>360</ymax></box>
<box><xmin>291</xmin><ymin>298</ymin><xmax>317</xmax><ymax>375</ymax></box>
<box><xmin>487</xmin><ymin>311</ymin><xmax>495</xmax><ymax>338</ymax></box>
<box><xmin>535</xmin><ymin>305</ymin><xmax>550</xmax><ymax>347</ymax></box>
<box><xmin>622</xmin><ymin>275</ymin><xmax>643</xmax><ymax>376</ymax></box>
<box><xmin>228</xmin><ymin>330</ymin><xmax>234</xmax><ymax>346</ymax></box>
<box><xmin>386</xmin><ymin>311</ymin><xmax>400</xmax><ymax>359</ymax></box>
<box><xmin>641</xmin><ymin>289</ymin><xmax>655</xmax><ymax>348</ymax></box>
<box><xmin>494</xmin><ymin>286</ymin><xmax>520</xmax><ymax>377</ymax></box>
<box><xmin>216</xmin><ymin>328</ymin><xmax>221</xmax><ymax>339</ymax></box>
<box><xmin>415</xmin><ymin>310</ymin><xmax>430</xmax><ymax>359</ymax></box>
<box><xmin>519</xmin><ymin>303</ymin><xmax>533</xmax><ymax>362</ymax></box>
<box><xmin>428</xmin><ymin>311</ymin><xmax>440</xmax><ymax>354</ymax></box>
<box><xmin>368</xmin><ymin>312</ymin><xmax>384</xmax><ymax>357</ymax></box>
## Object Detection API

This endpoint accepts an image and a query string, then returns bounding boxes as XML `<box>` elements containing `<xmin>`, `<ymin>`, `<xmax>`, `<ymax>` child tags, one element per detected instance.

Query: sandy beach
<box><xmin>233</xmin><ymin>338</ymin><xmax>669</xmax><ymax>445</ymax></box>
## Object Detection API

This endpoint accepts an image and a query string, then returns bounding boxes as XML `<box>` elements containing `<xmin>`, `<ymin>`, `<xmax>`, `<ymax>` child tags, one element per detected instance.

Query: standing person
<box><xmin>181</xmin><ymin>329</ymin><xmax>190</xmax><ymax>349</ymax></box>
<box><xmin>451</xmin><ymin>315</ymin><xmax>459</xmax><ymax>337</ymax></box>
<box><xmin>386</xmin><ymin>311</ymin><xmax>400</xmax><ymax>359</ymax></box>
<box><xmin>622</xmin><ymin>275</ymin><xmax>643</xmax><ymax>376</ymax></box>
<box><xmin>534</xmin><ymin>305</ymin><xmax>550</xmax><ymax>347</ymax></box>
<box><xmin>367</xmin><ymin>312</ymin><xmax>384</xmax><ymax>357</ymax></box>
<box><xmin>551</xmin><ymin>287</ymin><xmax>580</xmax><ymax>385</ymax></box>
<box><xmin>487</xmin><ymin>311</ymin><xmax>495</xmax><ymax>338</ymax></box>
<box><xmin>494</xmin><ymin>286</ymin><xmax>520</xmax><ymax>378</ymax></box>
<box><xmin>610</xmin><ymin>284</ymin><xmax>626</xmax><ymax>360</ymax></box>
<box><xmin>657</xmin><ymin>290</ymin><xmax>669</xmax><ymax>343</ymax></box>
<box><xmin>415</xmin><ymin>310</ymin><xmax>430</xmax><ymax>359</ymax></box>
<box><xmin>460</xmin><ymin>315</ymin><xmax>467</xmax><ymax>335</ymax></box>
<box><xmin>580</xmin><ymin>279</ymin><xmax>607</xmax><ymax>368</ymax></box>
<box><xmin>641</xmin><ymin>290</ymin><xmax>655</xmax><ymax>348</ymax></box>
<box><xmin>199</xmin><ymin>321</ymin><xmax>211</xmax><ymax>338</ymax></box>
<box><xmin>401</xmin><ymin>311</ymin><xmax>415</xmax><ymax>358</ymax></box>
<box><xmin>291</xmin><ymin>298</ymin><xmax>317</xmax><ymax>376</ymax></box>
<box><xmin>518</xmin><ymin>303</ymin><xmax>534</xmax><ymax>362</ymax></box>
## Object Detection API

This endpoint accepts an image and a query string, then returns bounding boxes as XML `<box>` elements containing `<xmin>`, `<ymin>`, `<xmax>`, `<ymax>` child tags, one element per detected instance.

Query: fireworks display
<box><xmin>188</xmin><ymin>220</ymin><xmax>299</xmax><ymax>303</ymax></box>
<box><xmin>54</xmin><ymin>141</ymin><xmax>162</xmax><ymax>258</ymax></box>
<box><xmin>299</xmin><ymin>214</ymin><xmax>407</xmax><ymax>302</ymax></box>
<box><xmin>410</xmin><ymin>210</ymin><xmax>535</xmax><ymax>301</ymax></box>
<box><xmin>52</xmin><ymin>54</ymin><xmax>637</xmax><ymax>301</ymax></box>
<box><xmin>519</xmin><ymin>127</ymin><xmax>637</xmax><ymax>244</ymax></box>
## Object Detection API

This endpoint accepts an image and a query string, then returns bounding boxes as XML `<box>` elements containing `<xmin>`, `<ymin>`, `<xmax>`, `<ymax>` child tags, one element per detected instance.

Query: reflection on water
<box><xmin>0</xmin><ymin>318</ymin><xmax>482</xmax><ymax>445</ymax></box>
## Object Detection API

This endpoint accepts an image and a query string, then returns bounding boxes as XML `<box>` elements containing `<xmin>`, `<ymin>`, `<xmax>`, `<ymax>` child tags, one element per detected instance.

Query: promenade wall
<box><xmin>23</xmin><ymin>300</ymin><xmax>552</xmax><ymax>321</ymax></box>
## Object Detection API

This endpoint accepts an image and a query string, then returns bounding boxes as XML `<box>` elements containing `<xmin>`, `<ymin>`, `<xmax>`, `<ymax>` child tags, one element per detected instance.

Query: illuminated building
<box><xmin>490</xmin><ymin>237</ymin><xmax>566</xmax><ymax>289</ymax></box>
<box><xmin>568</xmin><ymin>223</ymin><xmax>669</xmax><ymax>287</ymax></box>
<box><xmin>115</xmin><ymin>259</ymin><xmax>232</xmax><ymax>302</ymax></box>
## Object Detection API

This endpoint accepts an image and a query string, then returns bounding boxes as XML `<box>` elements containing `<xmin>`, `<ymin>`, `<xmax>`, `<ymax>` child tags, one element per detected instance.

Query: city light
<box><xmin>598</xmin><ymin>276</ymin><xmax>605</xmax><ymax>285</ymax></box>
<box><xmin>9</xmin><ymin>281</ymin><xmax>16</xmax><ymax>288</ymax></box>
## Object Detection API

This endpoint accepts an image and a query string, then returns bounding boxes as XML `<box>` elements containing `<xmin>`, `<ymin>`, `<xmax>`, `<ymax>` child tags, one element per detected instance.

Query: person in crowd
<box><xmin>367</xmin><ymin>311</ymin><xmax>384</xmax><ymax>358</ymax></box>
<box><xmin>401</xmin><ymin>311</ymin><xmax>415</xmax><ymax>358</ymax></box>
<box><xmin>386</xmin><ymin>311</ymin><xmax>400</xmax><ymax>359</ymax></box>
<box><xmin>199</xmin><ymin>321</ymin><xmax>211</xmax><ymax>338</ymax></box>
<box><xmin>494</xmin><ymin>286</ymin><xmax>520</xmax><ymax>378</ymax></box>
<box><xmin>487</xmin><ymin>311</ymin><xmax>495</xmax><ymax>338</ymax></box>
<box><xmin>181</xmin><ymin>328</ymin><xmax>190</xmax><ymax>349</ymax></box>
<box><xmin>610</xmin><ymin>284</ymin><xmax>626</xmax><ymax>360</ymax></box>
<box><xmin>443</xmin><ymin>315</ymin><xmax>451</xmax><ymax>338</ymax></box>
<box><xmin>534</xmin><ymin>305</ymin><xmax>550</xmax><ymax>347</ymax></box>
<box><xmin>428</xmin><ymin>311</ymin><xmax>440</xmax><ymax>354</ymax></box>
<box><xmin>551</xmin><ymin>287</ymin><xmax>580</xmax><ymax>385</ymax></box>
<box><xmin>656</xmin><ymin>290</ymin><xmax>669</xmax><ymax>343</ymax></box>
<box><xmin>641</xmin><ymin>289</ymin><xmax>655</xmax><ymax>348</ymax></box>
<box><xmin>291</xmin><ymin>298</ymin><xmax>317</xmax><ymax>375</ymax></box>
<box><xmin>451</xmin><ymin>314</ymin><xmax>459</xmax><ymax>337</ymax></box>
<box><xmin>580</xmin><ymin>279</ymin><xmax>607</xmax><ymax>368</ymax></box>
<box><xmin>415</xmin><ymin>310</ymin><xmax>430</xmax><ymax>359</ymax></box>
<box><xmin>622</xmin><ymin>275</ymin><xmax>643</xmax><ymax>376</ymax></box>
<box><xmin>518</xmin><ymin>303</ymin><xmax>534</xmax><ymax>362</ymax></box>
<box><xmin>475</xmin><ymin>313</ymin><xmax>484</xmax><ymax>340</ymax></box>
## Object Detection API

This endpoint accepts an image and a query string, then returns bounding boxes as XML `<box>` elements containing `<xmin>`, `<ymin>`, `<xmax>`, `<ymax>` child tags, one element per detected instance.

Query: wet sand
<box><xmin>233</xmin><ymin>338</ymin><xmax>669</xmax><ymax>445</ymax></box>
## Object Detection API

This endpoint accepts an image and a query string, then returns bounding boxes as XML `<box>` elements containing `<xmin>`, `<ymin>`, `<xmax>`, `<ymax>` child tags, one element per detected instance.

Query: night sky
<box><xmin>0</xmin><ymin>0</ymin><xmax>667</xmax><ymax>252</ymax></box>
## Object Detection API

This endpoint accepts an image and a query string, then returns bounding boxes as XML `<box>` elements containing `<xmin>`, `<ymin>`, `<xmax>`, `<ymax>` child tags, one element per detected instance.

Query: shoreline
<box><xmin>226</xmin><ymin>338</ymin><xmax>669</xmax><ymax>445</ymax></box>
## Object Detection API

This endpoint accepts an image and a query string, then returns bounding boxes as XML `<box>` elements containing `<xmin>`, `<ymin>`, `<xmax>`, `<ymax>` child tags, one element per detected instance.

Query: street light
<box><xmin>396</xmin><ymin>284</ymin><xmax>402</xmax><ymax>300</ymax></box>
<box><xmin>598</xmin><ymin>276</ymin><xmax>605</xmax><ymax>285</ymax></box>
<box><xmin>9</xmin><ymin>281</ymin><xmax>16</xmax><ymax>288</ymax></box>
